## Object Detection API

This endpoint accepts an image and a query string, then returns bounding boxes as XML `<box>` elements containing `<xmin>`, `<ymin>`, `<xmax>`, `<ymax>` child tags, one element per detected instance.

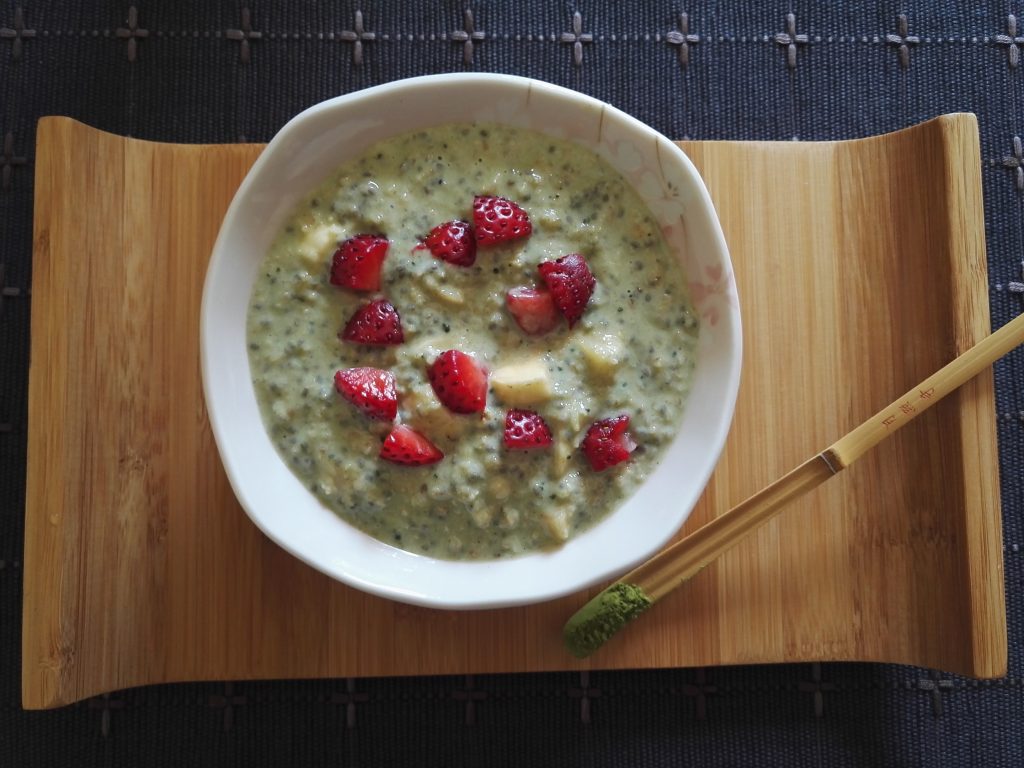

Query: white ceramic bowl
<box><xmin>201</xmin><ymin>74</ymin><xmax>741</xmax><ymax>609</ymax></box>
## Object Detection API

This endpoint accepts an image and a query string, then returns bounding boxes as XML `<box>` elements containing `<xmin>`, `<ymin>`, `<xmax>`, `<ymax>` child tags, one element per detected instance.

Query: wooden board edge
<box><xmin>937</xmin><ymin>113</ymin><xmax>1008</xmax><ymax>678</ymax></box>
<box><xmin>22</xmin><ymin>117</ymin><xmax>79</xmax><ymax>709</ymax></box>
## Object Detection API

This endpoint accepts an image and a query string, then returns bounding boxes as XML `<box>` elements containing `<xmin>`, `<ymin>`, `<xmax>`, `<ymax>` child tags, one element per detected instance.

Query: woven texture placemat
<box><xmin>2</xmin><ymin>2</ymin><xmax>1022</xmax><ymax>766</ymax></box>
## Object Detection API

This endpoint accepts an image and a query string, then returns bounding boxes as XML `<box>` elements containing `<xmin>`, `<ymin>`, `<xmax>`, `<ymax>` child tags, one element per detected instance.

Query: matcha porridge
<box><xmin>246</xmin><ymin>122</ymin><xmax>699</xmax><ymax>560</ymax></box>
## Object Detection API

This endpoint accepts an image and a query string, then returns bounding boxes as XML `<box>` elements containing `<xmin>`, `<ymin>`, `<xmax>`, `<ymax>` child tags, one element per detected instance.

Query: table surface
<box><xmin>2</xmin><ymin>2</ymin><xmax>1022</xmax><ymax>766</ymax></box>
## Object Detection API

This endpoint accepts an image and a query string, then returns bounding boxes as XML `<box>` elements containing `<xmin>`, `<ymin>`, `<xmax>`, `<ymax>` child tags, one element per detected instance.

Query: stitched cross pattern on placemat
<box><xmin>886</xmin><ymin>14</ymin><xmax>920</xmax><ymax>68</ymax></box>
<box><xmin>666</xmin><ymin>13</ymin><xmax>699</xmax><ymax>68</ymax></box>
<box><xmin>0</xmin><ymin>132</ymin><xmax>26</xmax><ymax>189</ymax></box>
<box><xmin>226</xmin><ymin>8</ymin><xmax>261</xmax><ymax>64</ymax></box>
<box><xmin>915</xmin><ymin>670</ymin><xmax>955</xmax><ymax>717</ymax></box>
<box><xmin>452</xmin><ymin>675</ymin><xmax>487</xmax><ymax>726</ymax></box>
<box><xmin>115</xmin><ymin>6</ymin><xmax>147</xmax><ymax>62</ymax></box>
<box><xmin>1000</xmin><ymin>136</ymin><xmax>1024</xmax><ymax>190</ymax></box>
<box><xmin>451</xmin><ymin>8</ymin><xmax>485</xmax><ymax>65</ymax></box>
<box><xmin>88</xmin><ymin>693</ymin><xmax>125</xmax><ymax>738</ymax></box>
<box><xmin>208</xmin><ymin>682</ymin><xmax>247</xmax><ymax>732</ymax></box>
<box><xmin>329</xmin><ymin>678</ymin><xmax>369</xmax><ymax>729</ymax></box>
<box><xmin>995</xmin><ymin>15</ymin><xmax>1024</xmax><ymax>68</ymax></box>
<box><xmin>561</xmin><ymin>11</ymin><xmax>593</xmax><ymax>66</ymax></box>
<box><xmin>0</xmin><ymin>6</ymin><xmax>35</xmax><ymax>60</ymax></box>
<box><xmin>798</xmin><ymin>663</ymin><xmax>837</xmax><ymax>718</ymax></box>
<box><xmin>774</xmin><ymin>12</ymin><xmax>808</xmax><ymax>69</ymax></box>
<box><xmin>681</xmin><ymin>668</ymin><xmax>717</xmax><ymax>720</ymax></box>
<box><xmin>568</xmin><ymin>671</ymin><xmax>601</xmax><ymax>724</ymax></box>
<box><xmin>340</xmin><ymin>10</ymin><xmax>375</xmax><ymax>66</ymax></box>
<box><xmin>1008</xmin><ymin>261</ymin><xmax>1024</xmax><ymax>296</ymax></box>
<box><xmin>0</xmin><ymin>261</ymin><xmax>18</xmax><ymax>316</ymax></box>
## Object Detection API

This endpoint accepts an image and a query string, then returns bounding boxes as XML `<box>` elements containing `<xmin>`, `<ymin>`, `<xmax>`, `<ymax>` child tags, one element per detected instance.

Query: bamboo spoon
<box><xmin>564</xmin><ymin>311</ymin><xmax>1024</xmax><ymax>658</ymax></box>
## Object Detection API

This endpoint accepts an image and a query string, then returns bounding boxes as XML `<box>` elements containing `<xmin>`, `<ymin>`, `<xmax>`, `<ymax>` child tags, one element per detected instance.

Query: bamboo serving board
<box><xmin>23</xmin><ymin>114</ymin><xmax>1006</xmax><ymax>710</ymax></box>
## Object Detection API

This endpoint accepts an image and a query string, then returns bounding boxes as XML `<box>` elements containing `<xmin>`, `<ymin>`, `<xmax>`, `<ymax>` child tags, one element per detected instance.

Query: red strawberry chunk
<box><xmin>427</xmin><ymin>349</ymin><xmax>488</xmax><ymax>414</ymax></box>
<box><xmin>334</xmin><ymin>367</ymin><xmax>398</xmax><ymax>421</ymax></box>
<box><xmin>581</xmin><ymin>415</ymin><xmax>636</xmax><ymax>471</ymax></box>
<box><xmin>416</xmin><ymin>220</ymin><xmax>477</xmax><ymax>266</ymax></box>
<box><xmin>330</xmin><ymin>234</ymin><xmax>389</xmax><ymax>292</ymax></box>
<box><xmin>340</xmin><ymin>298</ymin><xmax>404</xmax><ymax>346</ymax></box>
<box><xmin>380</xmin><ymin>425</ymin><xmax>444</xmax><ymax>466</ymax></box>
<box><xmin>538</xmin><ymin>253</ymin><xmax>597</xmax><ymax>328</ymax></box>
<box><xmin>505</xmin><ymin>286</ymin><xmax>560</xmax><ymax>336</ymax></box>
<box><xmin>503</xmin><ymin>409</ymin><xmax>553</xmax><ymax>450</ymax></box>
<box><xmin>473</xmin><ymin>195</ymin><xmax>532</xmax><ymax>246</ymax></box>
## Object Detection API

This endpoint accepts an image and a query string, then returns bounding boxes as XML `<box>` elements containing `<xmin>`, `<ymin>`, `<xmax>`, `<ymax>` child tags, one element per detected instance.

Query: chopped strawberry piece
<box><xmin>503</xmin><ymin>409</ymin><xmax>553</xmax><ymax>450</ymax></box>
<box><xmin>380</xmin><ymin>425</ymin><xmax>444</xmax><ymax>466</ymax></box>
<box><xmin>415</xmin><ymin>220</ymin><xmax>477</xmax><ymax>266</ymax></box>
<box><xmin>505</xmin><ymin>286</ymin><xmax>560</xmax><ymax>335</ymax></box>
<box><xmin>580</xmin><ymin>415</ymin><xmax>636</xmax><ymax>471</ymax></box>
<box><xmin>538</xmin><ymin>253</ymin><xmax>597</xmax><ymax>328</ymax></box>
<box><xmin>334</xmin><ymin>367</ymin><xmax>398</xmax><ymax>421</ymax></box>
<box><xmin>427</xmin><ymin>349</ymin><xmax>488</xmax><ymax>414</ymax></box>
<box><xmin>340</xmin><ymin>298</ymin><xmax>404</xmax><ymax>346</ymax></box>
<box><xmin>472</xmin><ymin>195</ymin><xmax>532</xmax><ymax>246</ymax></box>
<box><xmin>330</xmin><ymin>234</ymin><xmax>389</xmax><ymax>292</ymax></box>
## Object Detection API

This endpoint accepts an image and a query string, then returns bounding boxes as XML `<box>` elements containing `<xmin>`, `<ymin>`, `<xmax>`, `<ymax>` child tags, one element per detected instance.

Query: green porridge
<box><xmin>246</xmin><ymin>123</ymin><xmax>699</xmax><ymax>560</ymax></box>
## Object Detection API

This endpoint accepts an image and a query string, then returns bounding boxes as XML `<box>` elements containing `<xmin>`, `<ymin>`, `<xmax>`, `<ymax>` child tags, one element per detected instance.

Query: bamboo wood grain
<box><xmin>567</xmin><ymin>311</ymin><xmax>1024</xmax><ymax>653</ymax></box>
<box><xmin>22</xmin><ymin>114</ymin><xmax>1006</xmax><ymax>709</ymax></box>
<box><xmin>830</xmin><ymin>310</ymin><xmax>1024</xmax><ymax>468</ymax></box>
<box><xmin>628</xmin><ymin>456</ymin><xmax>836</xmax><ymax>603</ymax></box>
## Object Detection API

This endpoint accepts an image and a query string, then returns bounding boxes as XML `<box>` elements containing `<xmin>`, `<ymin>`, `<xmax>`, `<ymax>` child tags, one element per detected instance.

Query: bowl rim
<box><xmin>201</xmin><ymin>73</ymin><xmax>742</xmax><ymax>609</ymax></box>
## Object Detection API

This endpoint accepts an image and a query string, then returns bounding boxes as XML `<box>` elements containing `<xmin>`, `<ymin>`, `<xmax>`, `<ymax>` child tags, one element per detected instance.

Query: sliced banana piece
<box><xmin>403</xmin><ymin>389</ymin><xmax>470</xmax><ymax>442</ymax></box>
<box><xmin>550</xmin><ymin>437</ymin><xmax>574</xmax><ymax>478</ymax></box>
<box><xmin>542</xmin><ymin>505</ymin><xmax>572</xmax><ymax>542</ymax></box>
<box><xmin>490</xmin><ymin>356</ymin><xmax>553</xmax><ymax>406</ymax></box>
<box><xmin>422</xmin><ymin>272</ymin><xmax>465</xmax><ymax>306</ymax></box>
<box><xmin>580</xmin><ymin>332</ymin><xmax>624</xmax><ymax>378</ymax></box>
<box><xmin>297</xmin><ymin>222</ymin><xmax>343</xmax><ymax>268</ymax></box>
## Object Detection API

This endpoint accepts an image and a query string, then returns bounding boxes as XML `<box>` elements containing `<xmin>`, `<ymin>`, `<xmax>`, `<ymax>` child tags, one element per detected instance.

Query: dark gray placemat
<box><xmin>1</xmin><ymin>2</ymin><xmax>1022</xmax><ymax>766</ymax></box>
